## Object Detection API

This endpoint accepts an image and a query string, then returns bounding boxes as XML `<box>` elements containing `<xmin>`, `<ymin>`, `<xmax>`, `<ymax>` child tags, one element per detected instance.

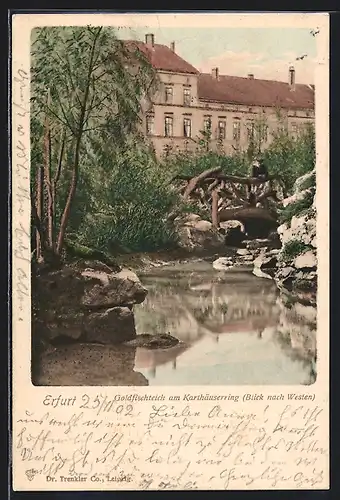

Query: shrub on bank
<box><xmin>280</xmin><ymin>239</ymin><xmax>314</xmax><ymax>262</ymax></box>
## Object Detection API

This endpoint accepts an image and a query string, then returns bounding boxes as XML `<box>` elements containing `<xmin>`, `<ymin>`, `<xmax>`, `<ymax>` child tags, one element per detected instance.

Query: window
<box><xmin>146</xmin><ymin>115</ymin><xmax>154</xmax><ymax>135</ymax></box>
<box><xmin>218</xmin><ymin>120</ymin><xmax>226</xmax><ymax>140</ymax></box>
<box><xmin>246</xmin><ymin>120</ymin><xmax>255</xmax><ymax>139</ymax></box>
<box><xmin>183</xmin><ymin>88</ymin><xmax>191</xmax><ymax>106</ymax></box>
<box><xmin>164</xmin><ymin>116</ymin><xmax>173</xmax><ymax>137</ymax></box>
<box><xmin>183</xmin><ymin>118</ymin><xmax>192</xmax><ymax>138</ymax></box>
<box><xmin>165</xmin><ymin>86</ymin><xmax>173</xmax><ymax>104</ymax></box>
<box><xmin>203</xmin><ymin>117</ymin><xmax>212</xmax><ymax>134</ymax></box>
<box><xmin>233</xmin><ymin>119</ymin><xmax>241</xmax><ymax>141</ymax></box>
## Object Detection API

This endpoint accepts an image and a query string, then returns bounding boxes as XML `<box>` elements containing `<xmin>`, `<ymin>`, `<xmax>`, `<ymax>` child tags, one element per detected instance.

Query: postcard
<box><xmin>11</xmin><ymin>11</ymin><xmax>329</xmax><ymax>491</ymax></box>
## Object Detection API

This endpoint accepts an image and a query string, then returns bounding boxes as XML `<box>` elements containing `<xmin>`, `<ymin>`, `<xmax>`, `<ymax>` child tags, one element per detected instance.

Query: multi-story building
<box><xmin>127</xmin><ymin>34</ymin><xmax>315</xmax><ymax>158</ymax></box>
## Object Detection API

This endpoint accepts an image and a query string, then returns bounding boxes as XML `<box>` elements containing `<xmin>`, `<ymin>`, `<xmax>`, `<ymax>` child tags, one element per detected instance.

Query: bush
<box><xmin>263</xmin><ymin>124</ymin><xmax>315</xmax><ymax>193</ymax></box>
<box><xmin>74</xmin><ymin>143</ymin><xmax>180</xmax><ymax>253</ymax></box>
<box><xmin>280</xmin><ymin>240</ymin><xmax>313</xmax><ymax>261</ymax></box>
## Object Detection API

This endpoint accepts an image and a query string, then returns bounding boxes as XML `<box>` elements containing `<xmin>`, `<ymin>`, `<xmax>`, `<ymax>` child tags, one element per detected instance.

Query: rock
<box><xmin>175</xmin><ymin>214</ymin><xmax>201</xmax><ymax>223</ymax></box>
<box><xmin>219</xmin><ymin>220</ymin><xmax>245</xmax><ymax>247</ymax></box>
<box><xmin>43</xmin><ymin>311</ymin><xmax>85</xmax><ymax>342</ymax></box>
<box><xmin>124</xmin><ymin>333</ymin><xmax>180</xmax><ymax>349</ymax></box>
<box><xmin>253</xmin><ymin>267</ymin><xmax>272</xmax><ymax>280</ymax></box>
<box><xmin>293</xmin><ymin>170</ymin><xmax>316</xmax><ymax>194</ymax></box>
<box><xmin>220</xmin><ymin>220</ymin><xmax>245</xmax><ymax>232</ymax></box>
<box><xmin>83</xmin><ymin>307</ymin><xmax>136</xmax><ymax>344</ymax></box>
<box><xmin>242</xmin><ymin>255</ymin><xmax>254</xmax><ymax>262</ymax></box>
<box><xmin>176</xmin><ymin>224</ymin><xmax>225</xmax><ymax>252</ymax></box>
<box><xmin>213</xmin><ymin>257</ymin><xmax>233</xmax><ymax>270</ymax></box>
<box><xmin>254</xmin><ymin>254</ymin><xmax>278</xmax><ymax>271</ymax></box>
<box><xmin>236</xmin><ymin>248</ymin><xmax>250</xmax><ymax>256</ymax></box>
<box><xmin>294</xmin><ymin>251</ymin><xmax>317</xmax><ymax>270</ymax></box>
<box><xmin>282</xmin><ymin>188</ymin><xmax>314</xmax><ymax>208</ymax></box>
<box><xmin>245</xmin><ymin>239</ymin><xmax>270</xmax><ymax>250</ymax></box>
<box><xmin>189</xmin><ymin>220</ymin><xmax>212</xmax><ymax>231</ymax></box>
<box><xmin>252</xmin><ymin>253</ymin><xmax>278</xmax><ymax>280</ymax></box>
<box><xmin>279</xmin><ymin>266</ymin><xmax>295</xmax><ymax>278</ymax></box>
<box><xmin>277</xmin><ymin>211</ymin><xmax>316</xmax><ymax>249</ymax></box>
<box><xmin>32</xmin><ymin>263</ymin><xmax>148</xmax><ymax>352</ymax></box>
<box><xmin>268</xmin><ymin>231</ymin><xmax>282</xmax><ymax>249</ymax></box>
<box><xmin>81</xmin><ymin>269</ymin><xmax>148</xmax><ymax>309</ymax></box>
<box><xmin>274</xmin><ymin>171</ymin><xmax>317</xmax><ymax>293</ymax></box>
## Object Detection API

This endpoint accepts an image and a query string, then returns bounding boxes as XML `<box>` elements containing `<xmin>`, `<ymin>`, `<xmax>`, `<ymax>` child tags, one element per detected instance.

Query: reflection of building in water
<box><xmin>195</xmin><ymin>294</ymin><xmax>280</xmax><ymax>336</ymax></box>
<box><xmin>135</xmin><ymin>270</ymin><xmax>316</xmax><ymax>383</ymax></box>
<box><xmin>135</xmin><ymin>274</ymin><xmax>280</xmax><ymax>344</ymax></box>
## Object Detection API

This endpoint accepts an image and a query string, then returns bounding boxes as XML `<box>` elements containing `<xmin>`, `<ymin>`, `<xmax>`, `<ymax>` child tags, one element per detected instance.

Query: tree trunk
<box><xmin>52</xmin><ymin>128</ymin><xmax>66</xmax><ymax>236</ymax></box>
<box><xmin>56</xmin><ymin>134</ymin><xmax>82</xmax><ymax>255</ymax></box>
<box><xmin>35</xmin><ymin>165</ymin><xmax>44</xmax><ymax>260</ymax></box>
<box><xmin>211</xmin><ymin>189</ymin><xmax>219</xmax><ymax>228</ymax></box>
<box><xmin>56</xmin><ymin>29</ymin><xmax>102</xmax><ymax>255</ymax></box>
<box><xmin>43</xmin><ymin>104</ymin><xmax>54</xmax><ymax>250</ymax></box>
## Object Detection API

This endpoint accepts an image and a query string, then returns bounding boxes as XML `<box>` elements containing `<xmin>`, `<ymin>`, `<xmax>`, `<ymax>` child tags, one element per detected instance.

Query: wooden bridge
<box><xmin>171</xmin><ymin>166</ymin><xmax>284</xmax><ymax>236</ymax></box>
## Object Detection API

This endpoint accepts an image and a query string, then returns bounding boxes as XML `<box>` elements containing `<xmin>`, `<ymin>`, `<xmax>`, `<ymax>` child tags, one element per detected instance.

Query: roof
<box><xmin>123</xmin><ymin>40</ymin><xmax>199</xmax><ymax>75</ymax></box>
<box><xmin>198</xmin><ymin>73</ymin><xmax>314</xmax><ymax>109</ymax></box>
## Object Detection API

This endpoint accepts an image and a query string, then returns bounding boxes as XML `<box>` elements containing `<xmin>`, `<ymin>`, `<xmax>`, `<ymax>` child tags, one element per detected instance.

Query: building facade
<box><xmin>129</xmin><ymin>34</ymin><xmax>315</xmax><ymax>158</ymax></box>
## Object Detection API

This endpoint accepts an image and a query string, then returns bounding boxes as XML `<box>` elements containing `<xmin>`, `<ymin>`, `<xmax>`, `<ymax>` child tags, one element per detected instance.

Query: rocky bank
<box><xmin>31</xmin><ymin>258</ymin><xmax>183</xmax><ymax>384</ymax></box>
<box><xmin>204</xmin><ymin>170</ymin><xmax>317</xmax><ymax>297</ymax></box>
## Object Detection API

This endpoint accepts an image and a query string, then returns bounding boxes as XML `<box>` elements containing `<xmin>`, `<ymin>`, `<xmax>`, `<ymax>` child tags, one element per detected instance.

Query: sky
<box><xmin>117</xmin><ymin>27</ymin><xmax>317</xmax><ymax>84</ymax></box>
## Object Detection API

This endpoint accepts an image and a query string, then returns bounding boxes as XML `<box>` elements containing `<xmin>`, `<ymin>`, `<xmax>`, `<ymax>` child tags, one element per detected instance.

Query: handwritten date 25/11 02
<box><xmin>43</xmin><ymin>394</ymin><xmax>139</xmax><ymax>417</ymax></box>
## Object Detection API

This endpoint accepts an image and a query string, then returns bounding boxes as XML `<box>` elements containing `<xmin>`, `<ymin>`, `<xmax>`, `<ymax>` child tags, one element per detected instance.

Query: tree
<box><xmin>31</xmin><ymin>26</ymin><xmax>158</xmax><ymax>260</ymax></box>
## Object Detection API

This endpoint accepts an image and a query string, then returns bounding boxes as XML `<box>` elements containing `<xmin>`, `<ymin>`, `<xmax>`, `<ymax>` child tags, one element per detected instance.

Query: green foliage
<box><xmin>278</xmin><ymin>188</ymin><xmax>315</xmax><ymax>225</ymax></box>
<box><xmin>162</xmin><ymin>147</ymin><xmax>249</xmax><ymax>179</ymax></box>
<box><xmin>30</xmin><ymin>26</ymin><xmax>164</xmax><ymax>256</ymax></box>
<box><xmin>74</xmin><ymin>140</ymin><xmax>180</xmax><ymax>252</ymax></box>
<box><xmin>263</xmin><ymin>122</ymin><xmax>315</xmax><ymax>192</ymax></box>
<box><xmin>280</xmin><ymin>240</ymin><xmax>313</xmax><ymax>261</ymax></box>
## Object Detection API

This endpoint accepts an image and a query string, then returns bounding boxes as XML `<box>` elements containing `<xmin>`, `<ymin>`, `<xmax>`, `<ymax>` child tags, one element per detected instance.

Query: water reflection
<box><xmin>33</xmin><ymin>343</ymin><xmax>149</xmax><ymax>386</ymax></box>
<box><xmin>134</xmin><ymin>261</ymin><xmax>317</xmax><ymax>386</ymax></box>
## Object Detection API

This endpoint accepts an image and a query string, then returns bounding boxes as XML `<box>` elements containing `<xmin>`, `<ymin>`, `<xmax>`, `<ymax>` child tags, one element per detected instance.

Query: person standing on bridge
<box><xmin>248</xmin><ymin>157</ymin><xmax>269</xmax><ymax>204</ymax></box>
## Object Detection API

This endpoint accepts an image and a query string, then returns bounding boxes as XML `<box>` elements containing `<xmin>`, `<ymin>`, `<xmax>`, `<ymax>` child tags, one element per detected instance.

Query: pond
<box><xmin>133</xmin><ymin>260</ymin><xmax>317</xmax><ymax>386</ymax></box>
<box><xmin>34</xmin><ymin>260</ymin><xmax>317</xmax><ymax>387</ymax></box>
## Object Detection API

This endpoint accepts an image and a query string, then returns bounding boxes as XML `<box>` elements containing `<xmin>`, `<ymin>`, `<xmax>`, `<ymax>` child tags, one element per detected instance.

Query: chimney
<box><xmin>170</xmin><ymin>41</ymin><xmax>175</xmax><ymax>52</ymax></box>
<box><xmin>212</xmin><ymin>67</ymin><xmax>219</xmax><ymax>80</ymax></box>
<box><xmin>145</xmin><ymin>33</ymin><xmax>155</xmax><ymax>47</ymax></box>
<box><xmin>248</xmin><ymin>73</ymin><xmax>254</xmax><ymax>79</ymax></box>
<box><xmin>289</xmin><ymin>65</ymin><xmax>296</xmax><ymax>90</ymax></box>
